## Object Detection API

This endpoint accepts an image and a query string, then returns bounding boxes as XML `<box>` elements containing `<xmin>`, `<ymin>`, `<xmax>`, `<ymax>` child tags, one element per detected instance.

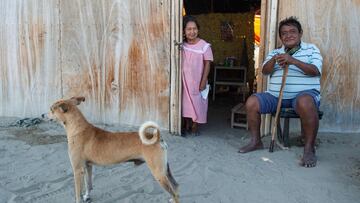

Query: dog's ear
<box><xmin>70</xmin><ymin>96</ymin><xmax>85</xmax><ymax>105</ymax></box>
<box><xmin>58</xmin><ymin>103</ymin><xmax>69</xmax><ymax>113</ymax></box>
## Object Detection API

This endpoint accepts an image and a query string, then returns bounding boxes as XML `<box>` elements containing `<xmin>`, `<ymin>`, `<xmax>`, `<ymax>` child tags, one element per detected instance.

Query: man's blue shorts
<box><xmin>254</xmin><ymin>89</ymin><xmax>320</xmax><ymax>114</ymax></box>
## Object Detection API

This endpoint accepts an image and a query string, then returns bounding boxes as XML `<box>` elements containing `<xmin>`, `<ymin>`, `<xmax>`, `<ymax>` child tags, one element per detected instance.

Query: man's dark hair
<box><xmin>278</xmin><ymin>16</ymin><xmax>302</xmax><ymax>36</ymax></box>
<box><xmin>183</xmin><ymin>15</ymin><xmax>200</xmax><ymax>31</ymax></box>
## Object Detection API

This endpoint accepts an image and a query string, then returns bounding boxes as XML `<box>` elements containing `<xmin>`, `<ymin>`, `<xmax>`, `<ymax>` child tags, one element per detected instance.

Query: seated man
<box><xmin>238</xmin><ymin>16</ymin><xmax>323</xmax><ymax>168</ymax></box>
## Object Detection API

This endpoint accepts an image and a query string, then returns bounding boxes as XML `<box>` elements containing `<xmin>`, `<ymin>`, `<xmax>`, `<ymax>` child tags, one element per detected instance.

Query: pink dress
<box><xmin>182</xmin><ymin>39</ymin><xmax>213</xmax><ymax>123</ymax></box>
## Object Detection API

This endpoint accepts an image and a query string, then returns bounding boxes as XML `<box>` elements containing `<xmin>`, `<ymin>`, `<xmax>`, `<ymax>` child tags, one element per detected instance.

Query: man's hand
<box><xmin>275</xmin><ymin>54</ymin><xmax>295</xmax><ymax>67</ymax></box>
<box><xmin>199</xmin><ymin>80</ymin><xmax>207</xmax><ymax>91</ymax></box>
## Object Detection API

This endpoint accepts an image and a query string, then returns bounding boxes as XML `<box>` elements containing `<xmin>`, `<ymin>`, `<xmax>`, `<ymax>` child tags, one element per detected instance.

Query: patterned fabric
<box><xmin>263</xmin><ymin>41</ymin><xmax>323</xmax><ymax>99</ymax></box>
<box><xmin>182</xmin><ymin>39</ymin><xmax>213</xmax><ymax>123</ymax></box>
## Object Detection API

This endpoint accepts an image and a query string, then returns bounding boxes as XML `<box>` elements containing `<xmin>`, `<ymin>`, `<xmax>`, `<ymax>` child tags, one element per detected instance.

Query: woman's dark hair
<box><xmin>183</xmin><ymin>15</ymin><xmax>200</xmax><ymax>31</ymax></box>
<box><xmin>278</xmin><ymin>16</ymin><xmax>303</xmax><ymax>36</ymax></box>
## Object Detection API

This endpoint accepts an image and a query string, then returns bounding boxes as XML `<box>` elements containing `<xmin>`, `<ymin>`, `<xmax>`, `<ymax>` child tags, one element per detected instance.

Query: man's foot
<box><xmin>299</xmin><ymin>150</ymin><xmax>317</xmax><ymax>168</ymax></box>
<box><xmin>238</xmin><ymin>141</ymin><xmax>264</xmax><ymax>153</ymax></box>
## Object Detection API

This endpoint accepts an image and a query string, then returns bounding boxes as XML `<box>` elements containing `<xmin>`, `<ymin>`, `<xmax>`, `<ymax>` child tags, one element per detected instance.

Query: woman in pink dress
<box><xmin>182</xmin><ymin>16</ymin><xmax>213</xmax><ymax>136</ymax></box>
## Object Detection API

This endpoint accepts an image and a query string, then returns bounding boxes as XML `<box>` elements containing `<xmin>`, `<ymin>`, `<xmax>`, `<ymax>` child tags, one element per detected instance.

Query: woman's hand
<box><xmin>199</xmin><ymin>80</ymin><xmax>207</xmax><ymax>91</ymax></box>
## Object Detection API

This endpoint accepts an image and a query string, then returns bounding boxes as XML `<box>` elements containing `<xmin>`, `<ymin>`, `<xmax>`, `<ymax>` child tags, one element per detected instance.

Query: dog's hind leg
<box><xmin>164</xmin><ymin>163</ymin><xmax>179</xmax><ymax>203</ymax></box>
<box><xmin>83</xmin><ymin>162</ymin><xmax>93</xmax><ymax>202</ymax></box>
<box><xmin>144</xmin><ymin>151</ymin><xmax>179</xmax><ymax>203</ymax></box>
<box><xmin>166</xmin><ymin>163</ymin><xmax>179</xmax><ymax>192</ymax></box>
<box><xmin>156</xmin><ymin>173</ymin><xmax>179</xmax><ymax>203</ymax></box>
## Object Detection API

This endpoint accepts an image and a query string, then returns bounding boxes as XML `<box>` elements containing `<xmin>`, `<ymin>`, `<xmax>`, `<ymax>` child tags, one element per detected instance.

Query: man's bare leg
<box><xmin>296</xmin><ymin>95</ymin><xmax>319</xmax><ymax>167</ymax></box>
<box><xmin>238</xmin><ymin>96</ymin><xmax>264</xmax><ymax>153</ymax></box>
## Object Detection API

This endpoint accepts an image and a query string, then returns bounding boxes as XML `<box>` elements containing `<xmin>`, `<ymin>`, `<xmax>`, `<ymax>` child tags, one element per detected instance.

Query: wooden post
<box><xmin>259</xmin><ymin>0</ymin><xmax>279</xmax><ymax>137</ymax></box>
<box><xmin>258</xmin><ymin>0</ymin><xmax>268</xmax><ymax>136</ymax></box>
<box><xmin>169</xmin><ymin>0</ymin><xmax>183</xmax><ymax>134</ymax></box>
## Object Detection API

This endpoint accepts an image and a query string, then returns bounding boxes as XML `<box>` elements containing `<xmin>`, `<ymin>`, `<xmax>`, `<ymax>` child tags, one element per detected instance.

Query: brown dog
<box><xmin>45</xmin><ymin>97</ymin><xmax>179</xmax><ymax>203</ymax></box>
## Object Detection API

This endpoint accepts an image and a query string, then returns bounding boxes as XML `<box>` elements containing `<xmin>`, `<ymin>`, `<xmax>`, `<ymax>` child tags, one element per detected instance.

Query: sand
<box><xmin>1</xmin><ymin>115</ymin><xmax>360</xmax><ymax>203</ymax></box>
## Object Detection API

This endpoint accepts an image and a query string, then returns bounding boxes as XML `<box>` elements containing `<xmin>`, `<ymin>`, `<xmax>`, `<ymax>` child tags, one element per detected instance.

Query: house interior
<box><xmin>183</xmin><ymin>0</ymin><xmax>261</xmax><ymax>131</ymax></box>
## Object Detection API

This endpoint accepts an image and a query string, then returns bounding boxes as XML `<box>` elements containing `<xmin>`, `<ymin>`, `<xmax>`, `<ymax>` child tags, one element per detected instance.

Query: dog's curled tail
<box><xmin>139</xmin><ymin>121</ymin><xmax>160</xmax><ymax>145</ymax></box>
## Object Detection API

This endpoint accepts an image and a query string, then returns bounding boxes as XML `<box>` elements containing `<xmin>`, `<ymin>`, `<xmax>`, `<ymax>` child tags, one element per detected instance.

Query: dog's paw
<box><xmin>82</xmin><ymin>194</ymin><xmax>91</xmax><ymax>203</ymax></box>
<box><xmin>169</xmin><ymin>197</ymin><xmax>179</xmax><ymax>203</ymax></box>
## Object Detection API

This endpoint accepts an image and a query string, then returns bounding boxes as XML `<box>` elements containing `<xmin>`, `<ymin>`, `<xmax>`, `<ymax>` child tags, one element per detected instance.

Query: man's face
<box><xmin>279</xmin><ymin>25</ymin><xmax>302</xmax><ymax>48</ymax></box>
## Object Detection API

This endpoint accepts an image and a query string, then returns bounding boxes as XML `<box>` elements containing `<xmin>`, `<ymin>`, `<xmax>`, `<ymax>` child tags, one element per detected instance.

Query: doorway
<box><xmin>182</xmin><ymin>0</ymin><xmax>262</xmax><ymax>133</ymax></box>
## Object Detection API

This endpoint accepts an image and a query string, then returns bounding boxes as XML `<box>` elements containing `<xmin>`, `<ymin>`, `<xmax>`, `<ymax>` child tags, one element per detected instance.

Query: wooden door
<box><xmin>169</xmin><ymin>0</ymin><xmax>183</xmax><ymax>134</ymax></box>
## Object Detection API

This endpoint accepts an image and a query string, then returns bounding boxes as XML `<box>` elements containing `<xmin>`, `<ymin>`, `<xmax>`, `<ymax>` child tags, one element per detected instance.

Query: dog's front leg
<box><xmin>83</xmin><ymin>162</ymin><xmax>93</xmax><ymax>202</ymax></box>
<box><xmin>73</xmin><ymin>167</ymin><xmax>83</xmax><ymax>203</ymax></box>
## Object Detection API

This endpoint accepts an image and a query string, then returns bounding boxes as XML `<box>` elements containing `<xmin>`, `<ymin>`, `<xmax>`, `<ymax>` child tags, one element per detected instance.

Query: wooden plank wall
<box><xmin>0</xmin><ymin>0</ymin><xmax>171</xmax><ymax>128</ymax></box>
<box><xmin>276</xmin><ymin>0</ymin><xmax>360</xmax><ymax>132</ymax></box>
<box><xmin>0</xmin><ymin>0</ymin><xmax>62</xmax><ymax>116</ymax></box>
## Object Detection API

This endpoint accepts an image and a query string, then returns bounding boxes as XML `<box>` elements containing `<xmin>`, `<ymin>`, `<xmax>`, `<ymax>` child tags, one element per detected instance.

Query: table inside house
<box><xmin>212</xmin><ymin>66</ymin><xmax>247</xmax><ymax>101</ymax></box>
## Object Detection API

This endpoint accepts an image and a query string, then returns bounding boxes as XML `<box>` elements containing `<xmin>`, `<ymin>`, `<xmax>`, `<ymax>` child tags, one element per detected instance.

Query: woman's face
<box><xmin>184</xmin><ymin>21</ymin><xmax>198</xmax><ymax>41</ymax></box>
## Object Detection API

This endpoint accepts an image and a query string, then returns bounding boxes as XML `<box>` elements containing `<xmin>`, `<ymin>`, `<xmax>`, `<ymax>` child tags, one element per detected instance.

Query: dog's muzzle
<box><xmin>41</xmin><ymin>113</ymin><xmax>53</xmax><ymax>121</ymax></box>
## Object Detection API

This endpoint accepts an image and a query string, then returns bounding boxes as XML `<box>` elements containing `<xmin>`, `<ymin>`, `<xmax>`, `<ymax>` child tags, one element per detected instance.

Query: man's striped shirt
<box><xmin>263</xmin><ymin>41</ymin><xmax>323</xmax><ymax>99</ymax></box>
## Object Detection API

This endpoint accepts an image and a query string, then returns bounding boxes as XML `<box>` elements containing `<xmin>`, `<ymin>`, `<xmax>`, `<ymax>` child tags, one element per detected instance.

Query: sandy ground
<box><xmin>1</xmin><ymin>102</ymin><xmax>360</xmax><ymax>203</ymax></box>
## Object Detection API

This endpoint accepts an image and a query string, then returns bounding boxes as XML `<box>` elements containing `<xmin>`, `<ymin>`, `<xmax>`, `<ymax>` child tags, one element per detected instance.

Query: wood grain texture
<box><xmin>277</xmin><ymin>0</ymin><xmax>360</xmax><ymax>132</ymax></box>
<box><xmin>169</xmin><ymin>0</ymin><xmax>183</xmax><ymax>134</ymax></box>
<box><xmin>0</xmin><ymin>0</ymin><xmax>62</xmax><ymax>116</ymax></box>
<box><xmin>0</xmin><ymin>0</ymin><xmax>171</xmax><ymax>128</ymax></box>
<box><xmin>60</xmin><ymin>0</ymin><xmax>171</xmax><ymax>127</ymax></box>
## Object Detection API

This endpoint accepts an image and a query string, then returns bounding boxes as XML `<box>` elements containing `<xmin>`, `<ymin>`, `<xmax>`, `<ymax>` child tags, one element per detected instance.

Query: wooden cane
<box><xmin>269</xmin><ymin>64</ymin><xmax>289</xmax><ymax>152</ymax></box>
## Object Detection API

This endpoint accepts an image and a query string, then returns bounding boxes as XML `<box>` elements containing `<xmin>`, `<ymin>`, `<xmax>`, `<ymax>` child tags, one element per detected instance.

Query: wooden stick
<box><xmin>269</xmin><ymin>64</ymin><xmax>289</xmax><ymax>152</ymax></box>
